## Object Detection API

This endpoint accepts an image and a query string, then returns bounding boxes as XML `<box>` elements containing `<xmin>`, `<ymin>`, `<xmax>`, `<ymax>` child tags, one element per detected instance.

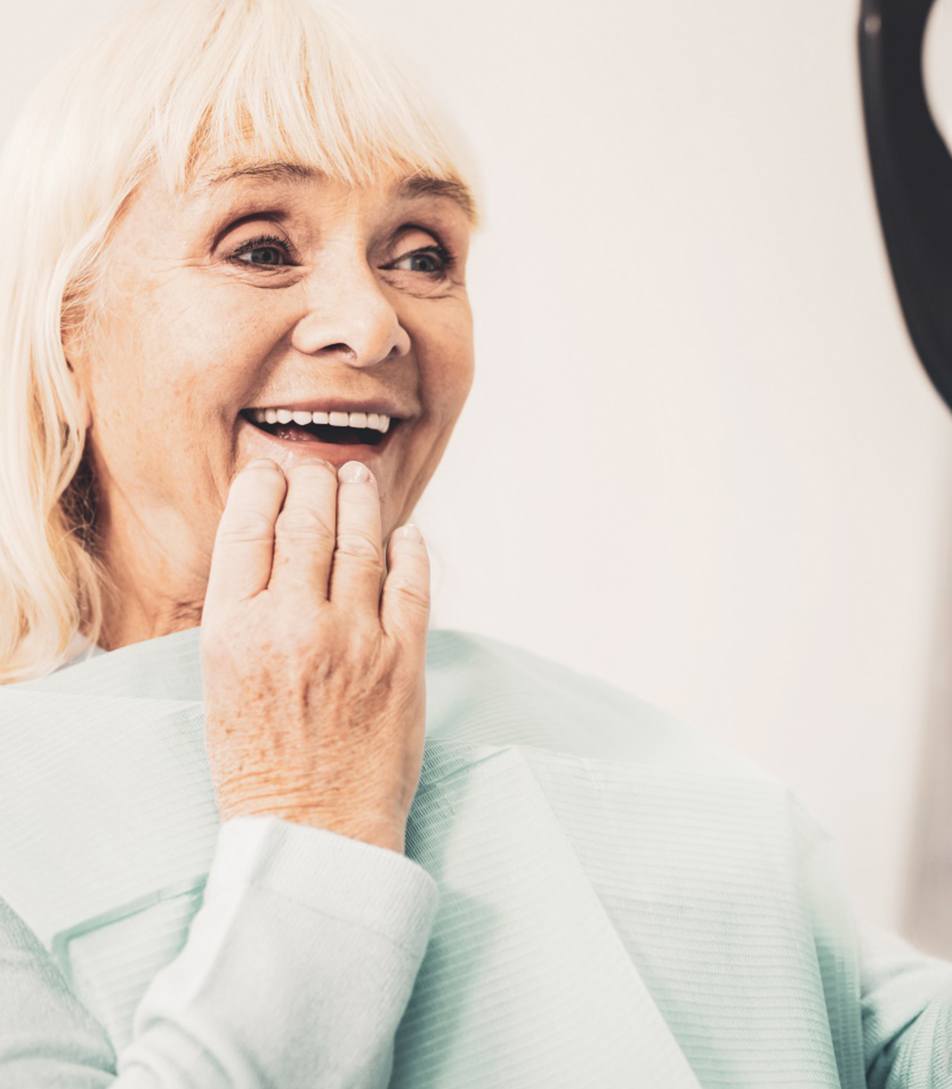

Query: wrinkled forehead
<box><xmin>188</xmin><ymin>158</ymin><xmax>478</xmax><ymax>224</ymax></box>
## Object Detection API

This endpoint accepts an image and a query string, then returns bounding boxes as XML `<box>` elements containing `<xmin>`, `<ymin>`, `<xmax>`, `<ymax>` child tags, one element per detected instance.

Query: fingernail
<box><xmin>339</xmin><ymin>460</ymin><xmax>370</xmax><ymax>483</ymax></box>
<box><xmin>395</xmin><ymin>523</ymin><xmax>422</xmax><ymax>541</ymax></box>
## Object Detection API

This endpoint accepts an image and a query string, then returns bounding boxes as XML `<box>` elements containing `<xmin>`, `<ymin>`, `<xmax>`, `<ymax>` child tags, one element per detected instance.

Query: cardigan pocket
<box><xmin>50</xmin><ymin>873</ymin><xmax>208</xmax><ymax>1053</ymax></box>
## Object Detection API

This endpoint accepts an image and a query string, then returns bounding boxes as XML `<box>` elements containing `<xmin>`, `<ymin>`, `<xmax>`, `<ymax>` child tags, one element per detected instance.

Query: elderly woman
<box><xmin>1</xmin><ymin>1</ymin><xmax>952</xmax><ymax>1086</ymax></box>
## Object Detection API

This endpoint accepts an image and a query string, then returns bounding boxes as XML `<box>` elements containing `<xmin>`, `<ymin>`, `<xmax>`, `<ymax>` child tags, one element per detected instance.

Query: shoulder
<box><xmin>424</xmin><ymin>628</ymin><xmax>763</xmax><ymax>777</ymax></box>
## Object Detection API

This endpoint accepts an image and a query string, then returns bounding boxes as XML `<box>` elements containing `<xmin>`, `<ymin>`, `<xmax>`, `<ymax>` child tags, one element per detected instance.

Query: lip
<box><xmin>237</xmin><ymin>413</ymin><xmax>405</xmax><ymax>473</ymax></box>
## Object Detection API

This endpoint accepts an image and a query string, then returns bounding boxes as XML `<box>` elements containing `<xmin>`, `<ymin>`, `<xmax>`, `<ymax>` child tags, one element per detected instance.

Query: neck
<box><xmin>98</xmin><ymin>595</ymin><xmax>204</xmax><ymax>653</ymax></box>
<box><xmin>95</xmin><ymin>506</ymin><xmax>210</xmax><ymax>654</ymax></box>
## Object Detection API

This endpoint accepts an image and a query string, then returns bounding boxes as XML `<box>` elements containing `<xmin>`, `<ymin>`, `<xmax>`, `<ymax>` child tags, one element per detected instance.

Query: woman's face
<box><xmin>65</xmin><ymin>157</ymin><xmax>474</xmax><ymax>643</ymax></box>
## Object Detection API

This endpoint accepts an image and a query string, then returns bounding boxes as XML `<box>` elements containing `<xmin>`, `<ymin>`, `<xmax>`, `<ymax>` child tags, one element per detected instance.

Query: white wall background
<box><xmin>4</xmin><ymin>0</ymin><xmax>952</xmax><ymax>942</ymax></box>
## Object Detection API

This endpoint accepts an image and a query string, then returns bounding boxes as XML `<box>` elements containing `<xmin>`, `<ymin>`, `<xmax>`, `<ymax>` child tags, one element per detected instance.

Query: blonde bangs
<box><xmin>145</xmin><ymin>0</ymin><xmax>479</xmax><ymax>217</ymax></box>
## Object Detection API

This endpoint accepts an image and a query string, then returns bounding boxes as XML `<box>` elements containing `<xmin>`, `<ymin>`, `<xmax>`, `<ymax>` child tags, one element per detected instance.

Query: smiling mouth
<box><xmin>239</xmin><ymin>409</ymin><xmax>400</xmax><ymax>448</ymax></box>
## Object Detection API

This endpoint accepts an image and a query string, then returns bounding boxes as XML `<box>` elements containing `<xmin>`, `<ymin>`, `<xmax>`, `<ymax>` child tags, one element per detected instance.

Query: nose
<box><xmin>290</xmin><ymin>262</ymin><xmax>411</xmax><ymax>368</ymax></box>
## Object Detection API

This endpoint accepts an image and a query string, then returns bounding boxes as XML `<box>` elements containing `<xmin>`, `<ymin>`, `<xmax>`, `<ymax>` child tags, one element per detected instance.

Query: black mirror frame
<box><xmin>859</xmin><ymin>0</ymin><xmax>952</xmax><ymax>414</ymax></box>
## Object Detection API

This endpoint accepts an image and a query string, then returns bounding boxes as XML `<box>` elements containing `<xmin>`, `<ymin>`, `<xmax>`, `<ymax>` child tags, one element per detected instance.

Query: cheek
<box><xmin>413</xmin><ymin>309</ymin><xmax>475</xmax><ymax>420</ymax></box>
<box><xmin>88</xmin><ymin>281</ymin><xmax>286</xmax><ymax>480</ymax></box>
<box><xmin>105</xmin><ymin>281</ymin><xmax>282</xmax><ymax>419</ymax></box>
<box><xmin>427</xmin><ymin>351</ymin><xmax>474</xmax><ymax>422</ymax></box>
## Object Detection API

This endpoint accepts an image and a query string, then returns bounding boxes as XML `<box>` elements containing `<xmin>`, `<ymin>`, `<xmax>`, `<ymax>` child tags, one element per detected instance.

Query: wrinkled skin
<box><xmin>65</xmin><ymin>160</ymin><xmax>475</xmax><ymax>848</ymax></box>
<box><xmin>200</xmin><ymin>456</ymin><xmax>430</xmax><ymax>852</ymax></box>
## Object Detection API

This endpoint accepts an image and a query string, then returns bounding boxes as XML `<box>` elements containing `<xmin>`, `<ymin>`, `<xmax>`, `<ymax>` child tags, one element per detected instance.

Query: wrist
<box><xmin>218</xmin><ymin>796</ymin><xmax>406</xmax><ymax>854</ymax></box>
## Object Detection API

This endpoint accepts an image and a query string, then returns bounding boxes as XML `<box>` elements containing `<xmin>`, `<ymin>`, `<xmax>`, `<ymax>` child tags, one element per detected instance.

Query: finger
<box><xmin>270</xmin><ymin>460</ymin><xmax>339</xmax><ymax>600</ymax></box>
<box><xmin>204</xmin><ymin>459</ymin><xmax>287</xmax><ymax>616</ymax></box>
<box><xmin>328</xmin><ymin>460</ymin><xmax>384</xmax><ymax>617</ymax></box>
<box><xmin>380</xmin><ymin>523</ymin><xmax>430</xmax><ymax>645</ymax></box>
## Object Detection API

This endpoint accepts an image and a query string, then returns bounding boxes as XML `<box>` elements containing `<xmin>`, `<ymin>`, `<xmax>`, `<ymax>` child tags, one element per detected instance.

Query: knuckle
<box><xmin>217</xmin><ymin>508</ymin><xmax>275</xmax><ymax>543</ymax></box>
<box><xmin>275</xmin><ymin>505</ymin><xmax>335</xmax><ymax>543</ymax></box>
<box><xmin>278</xmin><ymin>623</ymin><xmax>323</xmax><ymax>663</ymax></box>
<box><xmin>390</xmin><ymin>581</ymin><xmax>431</xmax><ymax>613</ymax></box>
<box><xmin>290</xmin><ymin>460</ymin><xmax>337</xmax><ymax>483</ymax></box>
<box><xmin>343</xmin><ymin>626</ymin><xmax>380</xmax><ymax>666</ymax></box>
<box><xmin>335</xmin><ymin>530</ymin><xmax>383</xmax><ymax>564</ymax></box>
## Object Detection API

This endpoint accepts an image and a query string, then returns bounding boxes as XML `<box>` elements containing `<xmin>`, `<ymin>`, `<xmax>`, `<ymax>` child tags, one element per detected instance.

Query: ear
<box><xmin>65</xmin><ymin>358</ymin><xmax>92</xmax><ymax>431</ymax></box>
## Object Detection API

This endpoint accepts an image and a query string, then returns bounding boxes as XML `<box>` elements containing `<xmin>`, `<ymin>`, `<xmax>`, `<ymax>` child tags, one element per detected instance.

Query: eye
<box><xmin>387</xmin><ymin>243</ymin><xmax>455</xmax><ymax>277</ymax></box>
<box><xmin>228</xmin><ymin>233</ymin><xmax>294</xmax><ymax>268</ymax></box>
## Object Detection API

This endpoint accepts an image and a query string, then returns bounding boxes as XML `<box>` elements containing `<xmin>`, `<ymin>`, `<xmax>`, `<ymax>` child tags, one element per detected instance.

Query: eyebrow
<box><xmin>194</xmin><ymin>160</ymin><xmax>477</xmax><ymax>222</ymax></box>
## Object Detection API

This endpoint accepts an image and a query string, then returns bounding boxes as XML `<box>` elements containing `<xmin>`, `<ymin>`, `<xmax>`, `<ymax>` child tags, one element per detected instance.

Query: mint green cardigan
<box><xmin>0</xmin><ymin>624</ymin><xmax>950</xmax><ymax>1086</ymax></box>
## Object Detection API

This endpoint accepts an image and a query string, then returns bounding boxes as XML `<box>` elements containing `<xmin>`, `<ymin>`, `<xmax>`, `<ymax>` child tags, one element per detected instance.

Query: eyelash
<box><xmin>227</xmin><ymin>233</ymin><xmax>456</xmax><ymax>277</ymax></box>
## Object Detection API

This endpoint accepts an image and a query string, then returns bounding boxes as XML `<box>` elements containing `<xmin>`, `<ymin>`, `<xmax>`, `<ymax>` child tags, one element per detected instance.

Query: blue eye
<box><xmin>229</xmin><ymin>234</ymin><xmax>293</xmax><ymax>267</ymax></box>
<box><xmin>389</xmin><ymin>244</ymin><xmax>454</xmax><ymax>277</ymax></box>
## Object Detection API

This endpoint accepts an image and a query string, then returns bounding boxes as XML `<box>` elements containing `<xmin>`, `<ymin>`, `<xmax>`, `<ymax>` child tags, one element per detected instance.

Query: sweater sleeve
<box><xmin>0</xmin><ymin>815</ymin><xmax>440</xmax><ymax>1089</ymax></box>
<box><xmin>861</xmin><ymin>922</ymin><xmax>952</xmax><ymax>1087</ymax></box>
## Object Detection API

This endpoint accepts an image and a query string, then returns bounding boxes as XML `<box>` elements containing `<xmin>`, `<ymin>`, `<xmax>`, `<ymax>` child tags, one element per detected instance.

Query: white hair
<box><xmin>0</xmin><ymin>0</ymin><xmax>481</xmax><ymax>684</ymax></box>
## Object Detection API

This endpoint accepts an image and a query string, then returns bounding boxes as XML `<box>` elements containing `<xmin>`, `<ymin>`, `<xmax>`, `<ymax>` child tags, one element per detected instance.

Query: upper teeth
<box><xmin>250</xmin><ymin>408</ymin><xmax>391</xmax><ymax>433</ymax></box>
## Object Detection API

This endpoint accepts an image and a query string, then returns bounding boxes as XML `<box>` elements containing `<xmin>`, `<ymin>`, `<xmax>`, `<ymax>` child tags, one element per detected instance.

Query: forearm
<box><xmin>0</xmin><ymin>816</ymin><xmax>439</xmax><ymax>1089</ymax></box>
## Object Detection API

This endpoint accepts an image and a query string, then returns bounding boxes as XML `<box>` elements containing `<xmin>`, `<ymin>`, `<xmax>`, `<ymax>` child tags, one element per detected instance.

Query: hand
<box><xmin>198</xmin><ymin>457</ymin><xmax>430</xmax><ymax>854</ymax></box>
